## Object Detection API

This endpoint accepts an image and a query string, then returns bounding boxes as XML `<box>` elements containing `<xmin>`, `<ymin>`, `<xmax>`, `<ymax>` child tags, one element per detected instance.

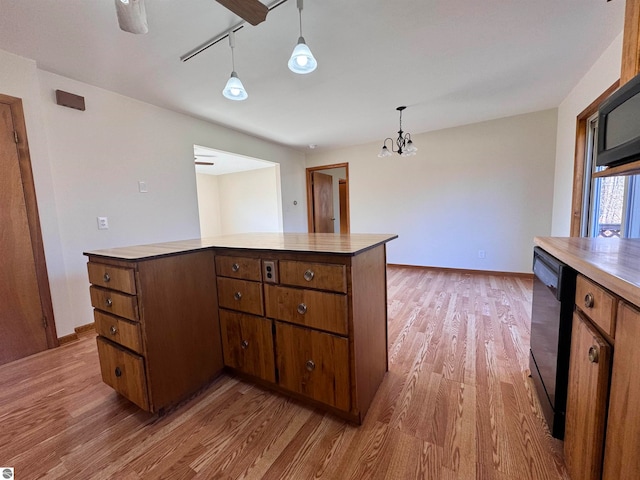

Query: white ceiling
<box><xmin>0</xmin><ymin>0</ymin><xmax>626</xmax><ymax>152</ymax></box>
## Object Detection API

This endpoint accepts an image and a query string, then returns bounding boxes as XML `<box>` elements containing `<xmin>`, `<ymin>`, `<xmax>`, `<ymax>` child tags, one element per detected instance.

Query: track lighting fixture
<box><xmin>378</xmin><ymin>106</ymin><xmax>418</xmax><ymax>157</ymax></box>
<box><xmin>115</xmin><ymin>0</ymin><xmax>148</xmax><ymax>34</ymax></box>
<box><xmin>288</xmin><ymin>0</ymin><xmax>317</xmax><ymax>74</ymax></box>
<box><xmin>222</xmin><ymin>31</ymin><xmax>248</xmax><ymax>101</ymax></box>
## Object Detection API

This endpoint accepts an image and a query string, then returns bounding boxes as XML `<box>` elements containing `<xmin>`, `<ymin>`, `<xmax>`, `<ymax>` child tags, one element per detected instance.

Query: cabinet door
<box><xmin>564</xmin><ymin>312</ymin><xmax>611</xmax><ymax>480</ymax></box>
<box><xmin>275</xmin><ymin>322</ymin><xmax>350</xmax><ymax>411</ymax></box>
<box><xmin>220</xmin><ymin>310</ymin><xmax>275</xmax><ymax>383</ymax></box>
<box><xmin>603</xmin><ymin>302</ymin><xmax>640</xmax><ymax>480</ymax></box>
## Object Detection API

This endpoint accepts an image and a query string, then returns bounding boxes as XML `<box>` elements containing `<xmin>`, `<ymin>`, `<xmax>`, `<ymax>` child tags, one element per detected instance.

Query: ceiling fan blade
<box><xmin>215</xmin><ymin>0</ymin><xmax>268</xmax><ymax>26</ymax></box>
<box><xmin>195</xmin><ymin>161</ymin><xmax>215</xmax><ymax>165</ymax></box>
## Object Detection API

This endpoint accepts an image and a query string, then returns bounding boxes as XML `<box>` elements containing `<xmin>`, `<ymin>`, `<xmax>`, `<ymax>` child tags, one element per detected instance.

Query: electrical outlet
<box><xmin>97</xmin><ymin>217</ymin><xmax>109</xmax><ymax>230</ymax></box>
<box><xmin>478</xmin><ymin>250</ymin><xmax>486</xmax><ymax>259</ymax></box>
<box><xmin>263</xmin><ymin>260</ymin><xmax>278</xmax><ymax>283</ymax></box>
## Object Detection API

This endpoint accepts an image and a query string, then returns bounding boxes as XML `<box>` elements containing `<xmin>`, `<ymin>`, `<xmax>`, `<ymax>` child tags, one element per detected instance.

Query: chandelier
<box><xmin>378</xmin><ymin>106</ymin><xmax>418</xmax><ymax>157</ymax></box>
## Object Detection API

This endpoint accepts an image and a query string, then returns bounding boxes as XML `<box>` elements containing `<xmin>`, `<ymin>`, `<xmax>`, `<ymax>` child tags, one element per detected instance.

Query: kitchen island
<box><xmin>85</xmin><ymin>233</ymin><xmax>397</xmax><ymax>424</ymax></box>
<box><xmin>534</xmin><ymin>237</ymin><xmax>640</xmax><ymax>480</ymax></box>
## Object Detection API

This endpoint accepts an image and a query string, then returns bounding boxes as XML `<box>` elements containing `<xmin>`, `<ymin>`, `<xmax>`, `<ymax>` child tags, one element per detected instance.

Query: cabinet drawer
<box><xmin>279</xmin><ymin>260</ymin><xmax>347</xmax><ymax>293</ymax></box>
<box><xmin>220</xmin><ymin>310</ymin><xmax>275</xmax><ymax>382</ymax></box>
<box><xmin>576</xmin><ymin>275</ymin><xmax>617</xmax><ymax>337</ymax></box>
<box><xmin>265</xmin><ymin>284</ymin><xmax>348</xmax><ymax>335</ymax></box>
<box><xmin>94</xmin><ymin>310</ymin><xmax>142</xmax><ymax>354</ymax></box>
<box><xmin>96</xmin><ymin>337</ymin><xmax>149</xmax><ymax>411</ymax></box>
<box><xmin>275</xmin><ymin>321</ymin><xmax>350</xmax><ymax>411</ymax></box>
<box><xmin>87</xmin><ymin>262</ymin><xmax>136</xmax><ymax>294</ymax></box>
<box><xmin>216</xmin><ymin>255</ymin><xmax>262</xmax><ymax>281</ymax></box>
<box><xmin>90</xmin><ymin>286</ymin><xmax>139</xmax><ymax>321</ymax></box>
<box><xmin>217</xmin><ymin>277</ymin><xmax>264</xmax><ymax>316</ymax></box>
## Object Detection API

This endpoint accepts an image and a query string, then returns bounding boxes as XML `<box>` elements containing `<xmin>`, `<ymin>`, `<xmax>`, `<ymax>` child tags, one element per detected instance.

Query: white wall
<box><xmin>217</xmin><ymin>166</ymin><xmax>283</xmax><ymax>233</ymax></box>
<box><xmin>551</xmin><ymin>33</ymin><xmax>623</xmax><ymax>235</ymax></box>
<box><xmin>307</xmin><ymin>109</ymin><xmax>558</xmax><ymax>273</ymax></box>
<box><xmin>0</xmin><ymin>48</ymin><xmax>307</xmax><ymax>336</ymax></box>
<box><xmin>196</xmin><ymin>173</ymin><xmax>222</xmax><ymax>237</ymax></box>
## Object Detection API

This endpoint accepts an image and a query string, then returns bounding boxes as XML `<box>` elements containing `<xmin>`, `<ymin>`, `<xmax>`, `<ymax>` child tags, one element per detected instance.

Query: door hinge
<box><xmin>42</xmin><ymin>316</ymin><xmax>48</xmax><ymax>329</ymax></box>
<box><xmin>14</xmin><ymin>131</ymin><xmax>19</xmax><ymax>144</ymax></box>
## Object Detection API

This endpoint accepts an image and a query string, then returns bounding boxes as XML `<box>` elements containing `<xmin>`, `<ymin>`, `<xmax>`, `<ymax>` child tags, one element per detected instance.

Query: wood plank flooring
<box><xmin>0</xmin><ymin>266</ymin><xmax>569</xmax><ymax>479</ymax></box>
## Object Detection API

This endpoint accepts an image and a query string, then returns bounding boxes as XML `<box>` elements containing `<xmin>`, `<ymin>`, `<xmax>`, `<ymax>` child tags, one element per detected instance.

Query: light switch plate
<box><xmin>138</xmin><ymin>181</ymin><xmax>148</xmax><ymax>193</ymax></box>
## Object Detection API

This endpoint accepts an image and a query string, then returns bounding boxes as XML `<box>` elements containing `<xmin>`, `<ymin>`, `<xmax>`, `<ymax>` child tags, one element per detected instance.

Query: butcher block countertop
<box><xmin>84</xmin><ymin>233</ymin><xmax>398</xmax><ymax>260</ymax></box>
<box><xmin>534</xmin><ymin>237</ymin><xmax>640</xmax><ymax>306</ymax></box>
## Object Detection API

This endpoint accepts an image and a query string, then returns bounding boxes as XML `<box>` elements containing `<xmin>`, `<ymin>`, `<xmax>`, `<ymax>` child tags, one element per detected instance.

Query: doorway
<box><xmin>306</xmin><ymin>163</ymin><xmax>350</xmax><ymax>233</ymax></box>
<box><xmin>194</xmin><ymin>145</ymin><xmax>283</xmax><ymax>235</ymax></box>
<box><xmin>0</xmin><ymin>93</ymin><xmax>58</xmax><ymax>365</ymax></box>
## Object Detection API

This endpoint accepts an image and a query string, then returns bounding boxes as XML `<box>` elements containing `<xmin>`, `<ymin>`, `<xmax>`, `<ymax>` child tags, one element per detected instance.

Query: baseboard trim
<box><xmin>57</xmin><ymin>323</ymin><xmax>95</xmax><ymax>345</ymax></box>
<box><xmin>387</xmin><ymin>263</ymin><xmax>534</xmax><ymax>279</ymax></box>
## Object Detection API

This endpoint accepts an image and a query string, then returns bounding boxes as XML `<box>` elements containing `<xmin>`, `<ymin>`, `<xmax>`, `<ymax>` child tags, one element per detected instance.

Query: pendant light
<box><xmin>115</xmin><ymin>0</ymin><xmax>148</xmax><ymax>34</ymax></box>
<box><xmin>222</xmin><ymin>31</ymin><xmax>248</xmax><ymax>101</ymax></box>
<box><xmin>378</xmin><ymin>106</ymin><xmax>418</xmax><ymax>157</ymax></box>
<box><xmin>288</xmin><ymin>0</ymin><xmax>317</xmax><ymax>74</ymax></box>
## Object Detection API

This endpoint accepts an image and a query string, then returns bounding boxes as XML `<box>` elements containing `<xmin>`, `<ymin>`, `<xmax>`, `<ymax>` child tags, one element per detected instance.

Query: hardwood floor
<box><xmin>0</xmin><ymin>266</ymin><xmax>569</xmax><ymax>479</ymax></box>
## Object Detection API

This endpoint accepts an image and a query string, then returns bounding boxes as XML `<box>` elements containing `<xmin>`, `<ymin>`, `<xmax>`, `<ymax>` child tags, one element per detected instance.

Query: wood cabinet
<box><xmin>564</xmin><ymin>312</ymin><xmax>612</xmax><ymax>480</ymax></box>
<box><xmin>215</xmin><ymin>244</ymin><xmax>389</xmax><ymax>423</ymax></box>
<box><xmin>564</xmin><ymin>274</ymin><xmax>616</xmax><ymax>480</ymax></box>
<box><xmin>86</xmin><ymin>251</ymin><xmax>224</xmax><ymax>413</ymax></box>
<box><xmin>86</xmin><ymin>233</ymin><xmax>396</xmax><ymax>423</ymax></box>
<box><xmin>603</xmin><ymin>302</ymin><xmax>640</xmax><ymax>480</ymax></box>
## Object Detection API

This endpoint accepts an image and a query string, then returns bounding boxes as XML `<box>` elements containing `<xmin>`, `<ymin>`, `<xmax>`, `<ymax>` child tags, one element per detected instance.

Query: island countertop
<box><xmin>534</xmin><ymin>236</ymin><xmax>640</xmax><ymax>306</ymax></box>
<box><xmin>84</xmin><ymin>232</ymin><xmax>399</xmax><ymax>261</ymax></box>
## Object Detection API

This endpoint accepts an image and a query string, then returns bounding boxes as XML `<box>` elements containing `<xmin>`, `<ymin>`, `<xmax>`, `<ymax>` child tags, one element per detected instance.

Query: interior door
<box><xmin>0</xmin><ymin>99</ymin><xmax>54</xmax><ymax>365</ymax></box>
<box><xmin>312</xmin><ymin>171</ymin><xmax>334</xmax><ymax>233</ymax></box>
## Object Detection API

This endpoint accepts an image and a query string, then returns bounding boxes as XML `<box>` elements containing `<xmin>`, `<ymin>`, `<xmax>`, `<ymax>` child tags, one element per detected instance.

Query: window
<box><xmin>581</xmin><ymin>115</ymin><xmax>640</xmax><ymax>238</ymax></box>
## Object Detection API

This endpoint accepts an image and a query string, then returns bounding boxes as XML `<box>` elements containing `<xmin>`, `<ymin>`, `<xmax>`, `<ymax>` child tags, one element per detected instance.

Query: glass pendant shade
<box><xmin>378</xmin><ymin>145</ymin><xmax>392</xmax><ymax>158</ymax></box>
<box><xmin>405</xmin><ymin>139</ymin><xmax>418</xmax><ymax>153</ymax></box>
<box><xmin>222</xmin><ymin>72</ymin><xmax>248</xmax><ymax>101</ymax></box>
<box><xmin>288</xmin><ymin>37</ymin><xmax>317</xmax><ymax>74</ymax></box>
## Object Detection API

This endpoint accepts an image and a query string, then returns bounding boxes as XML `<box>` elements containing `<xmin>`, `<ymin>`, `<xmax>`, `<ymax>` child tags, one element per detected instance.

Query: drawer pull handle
<box><xmin>584</xmin><ymin>293</ymin><xmax>594</xmax><ymax>309</ymax></box>
<box><xmin>241</xmin><ymin>340</ymin><xmax>249</xmax><ymax>349</ymax></box>
<box><xmin>105</xmin><ymin>298</ymin><xmax>113</xmax><ymax>308</ymax></box>
<box><xmin>303</xmin><ymin>269</ymin><xmax>315</xmax><ymax>282</ymax></box>
<box><xmin>115</xmin><ymin>367</ymin><xmax>122</xmax><ymax>377</ymax></box>
<box><xmin>232</xmin><ymin>263</ymin><xmax>240</xmax><ymax>272</ymax></box>
<box><xmin>109</xmin><ymin>325</ymin><xmax>118</xmax><ymax>335</ymax></box>
<box><xmin>588</xmin><ymin>346</ymin><xmax>599</xmax><ymax>364</ymax></box>
<box><xmin>234</xmin><ymin>291</ymin><xmax>243</xmax><ymax>301</ymax></box>
<box><xmin>306</xmin><ymin>360</ymin><xmax>316</xmax><ymax>372</ymax></box>
<box><xmin>297</xmin><ymin>303</ymin><xmax>307</xmax><ymax>315</ymax></box>
<box><xmin>103</xmin><ymin>273</ymin><xmax>111</xmax><ymax>283</ymax></box>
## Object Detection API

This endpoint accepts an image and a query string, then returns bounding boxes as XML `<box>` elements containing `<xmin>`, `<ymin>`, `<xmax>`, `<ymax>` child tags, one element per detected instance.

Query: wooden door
<box><xmin>564</xmin><ymin>312</ymin><xmax>611</xmax><ymax>480</ymax></box>
<box><xmin>339</xmin><ymin>179</ymin><xmax>348</xmax><ymax>234</ymax></box>
<box><xmin>0</xmin><ymin>97</ymin><xmax>57</xmax><ymax>365</ymax></box>
<box><xmin>312</xmin><ymin>171</ymin><xmax>334</xmax><ymax>233</ymax></box>
<box><xmin>603</xmin><ymin>302</ymin><xmax>640</xmax><ymax>480</ymax></box>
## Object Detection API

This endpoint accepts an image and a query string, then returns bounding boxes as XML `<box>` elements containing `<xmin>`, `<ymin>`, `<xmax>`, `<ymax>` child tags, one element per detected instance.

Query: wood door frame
<box><xmin>306</xmin><ymin>163</ymin><xmax>350</xmax><ymax>233</ymax></box>
<box><xmin>569</xmin><ymin>81</ymin><xmax>619</xmax><ymax>237</ymax></box>
<box><xmin>0</xmin><ymin>93</ymin><xmax>58</xmax><ymax>348</ymax></box>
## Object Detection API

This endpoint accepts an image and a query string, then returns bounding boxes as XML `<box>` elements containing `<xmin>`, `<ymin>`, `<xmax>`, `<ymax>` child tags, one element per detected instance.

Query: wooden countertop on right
<box><xmin>534</xmin><ymin>237</ymin><xmax>640</xmax><ymax>306</ymax></box>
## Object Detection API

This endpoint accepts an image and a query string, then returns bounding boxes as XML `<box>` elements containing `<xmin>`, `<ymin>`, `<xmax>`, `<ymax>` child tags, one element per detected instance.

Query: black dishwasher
<box><xmin>529</xmin><ymin>247</ymin><xmax>577</xmax><ymax>439</ymax></box>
